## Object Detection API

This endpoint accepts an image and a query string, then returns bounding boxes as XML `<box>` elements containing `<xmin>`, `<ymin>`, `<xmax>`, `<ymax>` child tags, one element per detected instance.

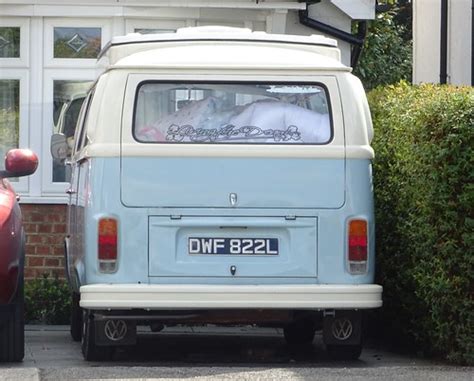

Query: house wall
<box><xmin>21</xmin><ymin>204</ymin><xmax>67</xmax><ymax>279</ymax></box>
<box><xmin>0</xmin><ymin>0</ymin><xmax>374</xmax><ymax>279</ymax></box>
<box><xmin>413</xmin><ymin>0</ymin><xmax>473</xmax><ymax>85</ymax></box>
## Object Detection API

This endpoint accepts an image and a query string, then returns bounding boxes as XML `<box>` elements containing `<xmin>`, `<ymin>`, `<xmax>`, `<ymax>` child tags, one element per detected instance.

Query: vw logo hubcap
<box><xmin>104</xmin><ymin>320</ymin><xmax>128</xmax><ymax>341</ymax></box>
<box><xmin>331</xmin><ymin>318</ymin><xmax>353</xmax><ymax>341</ymax></box>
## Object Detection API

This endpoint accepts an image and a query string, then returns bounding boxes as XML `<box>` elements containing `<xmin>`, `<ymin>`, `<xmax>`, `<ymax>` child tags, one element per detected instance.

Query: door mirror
<box><xmin>0</xmin><ymin>149</ymin><xmax>38</xmax><ymax>178</ymax></box>
<box><xmin>51</xmin><ymin>133</ymin><xmax>68</xmax><ymax>160</ymax></box>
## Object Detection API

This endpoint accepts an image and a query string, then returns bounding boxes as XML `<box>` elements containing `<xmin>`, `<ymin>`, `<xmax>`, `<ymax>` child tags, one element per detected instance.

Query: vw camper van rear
<box><xmin>55</xmin><ymin>27</ymin><xmax>382</xmax><ymax>361</ymax></box>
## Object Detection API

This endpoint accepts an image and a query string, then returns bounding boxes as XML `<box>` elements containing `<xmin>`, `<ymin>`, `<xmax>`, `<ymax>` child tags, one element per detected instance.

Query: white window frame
<box><xmin>0</xmin><ymin>69</ymin><xmax>30</xmax><ymax>193</ymax></box>
<box><xmin>125</xmin><ymin>19</ymin><xmax>188</xmax><ymax>34</ymax></box>
<box><xmin>43</xmin><ymin>18</ymin><xmax>111</xmax><ymax>68</ymax></box>
<box><xmin>0</xmin><ymin>17</ymin><xmax>29</xmax><ymax>68</ymax></box>
<box><xmin>41</xmin><ymin>69</ymin><xmax>97</xmax><ymax>194</ymax></box>
<box><xmin>197</xmin><ymin>20</ymin><xmax>251</xmax><ymax>28</ymax></box>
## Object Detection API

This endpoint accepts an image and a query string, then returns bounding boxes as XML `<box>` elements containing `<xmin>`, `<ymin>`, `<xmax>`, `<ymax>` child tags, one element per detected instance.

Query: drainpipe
<box><xmin>440</xmin><ymin>0</ymin><xmax>448</xmax><ymax>84</ymax></box>
<box><xmin>298</xmin><ymin>8</ymin><xmax>367</xmax><ymax>68</ymax></box>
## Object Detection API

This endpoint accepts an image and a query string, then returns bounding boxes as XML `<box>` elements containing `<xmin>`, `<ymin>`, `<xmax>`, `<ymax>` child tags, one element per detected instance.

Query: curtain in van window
<box><xmin>134</xmin><ymin>83</ymin><xmax>332</xmax><ymax>145</ymax></box>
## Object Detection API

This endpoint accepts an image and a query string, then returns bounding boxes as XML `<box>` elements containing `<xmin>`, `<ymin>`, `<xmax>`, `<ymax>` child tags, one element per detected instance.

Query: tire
<box><xmin>70</xmin><ymin>292</ymin><xmax>82</xmax><ymax>342</ymax></box>
<box><xmin>283</xmin><ymin>320</ymin><xmax>316</xmax><ymax>345</ymax></box>
<box><xmin>0</xmin><ymin>279</ymin><xmax>25</xmax><ymax>362</ymax></box>
<box><xmin>81</xmin><ymin>311</ymin><xmax>113</xmax><ymax>361</ymax></box>
<box><xmin>326</xmin><ymin>344</ymin><xmax>362</xmax><ymax>360</ymax></box>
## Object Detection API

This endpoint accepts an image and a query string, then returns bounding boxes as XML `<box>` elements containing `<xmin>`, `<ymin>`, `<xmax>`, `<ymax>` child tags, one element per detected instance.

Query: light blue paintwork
<box><xmin>148</xmin><ymin>216</ymin><xmax>318</xmax><ymax>278</ymax></box>
<box><xmin>71</xmin><ymin>157</ymin><xmax>375</xmax><ymax>289</ymax></box>
<box><xmin>121</xmin><ymin>157</ymin><xmax>345</xmax><ymax>209</ymax></box>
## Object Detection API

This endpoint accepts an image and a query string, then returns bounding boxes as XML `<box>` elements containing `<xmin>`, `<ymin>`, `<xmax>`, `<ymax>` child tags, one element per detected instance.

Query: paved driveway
<box><xmin>0</xmin><ymin>325</ymin><xmax>472</xmax><ymax>380</ymax></box>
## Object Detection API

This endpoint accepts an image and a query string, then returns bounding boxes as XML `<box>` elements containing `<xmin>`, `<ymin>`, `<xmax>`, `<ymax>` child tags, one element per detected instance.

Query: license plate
<box><xmin>188</xmin><ymin>237</ymin><xmax>279</xmax><ymax>255</ymax></box>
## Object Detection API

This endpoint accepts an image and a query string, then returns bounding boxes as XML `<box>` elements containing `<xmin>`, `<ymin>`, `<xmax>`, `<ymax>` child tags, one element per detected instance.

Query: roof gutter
<box><xmin>298</xmin><ymin>8</ymin><xmax>367</xmax><ymax>68</ymax></box>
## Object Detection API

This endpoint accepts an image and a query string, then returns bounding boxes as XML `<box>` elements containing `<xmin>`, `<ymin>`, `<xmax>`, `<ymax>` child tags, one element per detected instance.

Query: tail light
<box><xmin>98</xmin><ymin>218</ymin><xmax>118</xmax><ymax>273</ymax></box>
<box><xmin>348</xmin><ymin>219</ymin><xmax>368</xmax><ymax>274</ymax></box>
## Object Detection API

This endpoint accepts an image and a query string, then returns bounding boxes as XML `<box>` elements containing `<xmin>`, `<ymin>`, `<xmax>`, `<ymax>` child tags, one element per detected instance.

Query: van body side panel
<box><xmin>82</xmin><ymin>158</ymin><xmax>149</xmax><ymax>285</ymax></box>
<box><xmin>316</xmin><ymin>159</ymin><xmax>375</xmax><ymax>284</ymax></box>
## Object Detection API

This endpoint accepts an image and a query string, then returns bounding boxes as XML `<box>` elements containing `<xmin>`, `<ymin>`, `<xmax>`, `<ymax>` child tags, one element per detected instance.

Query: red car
<box><xmin>0</xmin><ymin>149</ymin><xmax>38</xmax><ymax>362</ymax></box>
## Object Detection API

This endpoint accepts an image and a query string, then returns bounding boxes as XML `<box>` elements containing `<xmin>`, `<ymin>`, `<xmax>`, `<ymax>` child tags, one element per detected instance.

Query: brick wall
<box><xmin>20</xmin><ymin>204</ymin><xmax>67</xmax><ymax>280</ymax></box>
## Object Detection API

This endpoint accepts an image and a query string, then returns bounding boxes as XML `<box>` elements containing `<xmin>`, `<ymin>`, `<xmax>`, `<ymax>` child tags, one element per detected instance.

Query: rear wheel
<box><xmin>283</xmin><ymin>320</ymin><xmax>316</xmax><ymax>345</ymax></box>
<box><xmin>0</xmin><ymin>279</ymin><xmax>25</xmax><ymax>362</ymax></box>
<box><xmin>81</xmin><ymin>311</ymin><xmax>113</xmax><ymax>361</ymax></box>
<box><xmin>70</xmin><ymin>292</ymin><xmax>82</xmax><ymax>342</ymax></box>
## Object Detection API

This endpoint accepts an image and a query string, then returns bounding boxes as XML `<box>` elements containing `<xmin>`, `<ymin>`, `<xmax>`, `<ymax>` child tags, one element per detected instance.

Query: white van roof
<box><xmin>99</xmin><ymin>26</ymin><xmax>347</xmax><ymax>71</ymax></box>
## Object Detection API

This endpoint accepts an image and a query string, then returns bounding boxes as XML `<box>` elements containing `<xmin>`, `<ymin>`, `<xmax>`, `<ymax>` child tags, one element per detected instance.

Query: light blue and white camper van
<box><xmin>51</xmin><ymin>26</ymin><xmax>382</xmax><ymax>361</ymax></box>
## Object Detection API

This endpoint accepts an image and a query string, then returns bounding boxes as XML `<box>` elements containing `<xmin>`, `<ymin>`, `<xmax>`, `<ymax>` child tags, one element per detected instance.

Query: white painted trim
<box><xmin>41</xmin><ymin>68</ymin><xmax>97</xmax><ymax>194</ymax></box>
<box><xmin>0</xmin><ymin>17</ymin><xmax>29</xmax><ymax>68</ymax></box>
<box><xmin>18</xmin><ymin>195</ymin><xmax>68</xmax><ymax>204</ymax></box>
<box><xmin>267</xmin><ymin>9</ymin><xmax>288</xmax><ymax>34</ymax></box>
<box><xmin>111</xmin><ymin>17</ymin><xmax>126</xmax><ymax>39</ymax></box>
<box><xmin>80</xmin><ymin>283</ymin><xmax>383</xmax><ymax>309</ymax></box>
<box><xmin>28</xmin><ymin>17</ymin><xmax>43</xmax><ymax>199</ymax></box>
<box><xmin>43</xmin><ymin>17</ymin><xmax>111</xmax><ymax>68</ymax></box>
<box><xmin>2</xmin><ymin>1</ymin><xmax>306</xmax><ymax>11</ymax></box>
<box><xmin>0</xmin><ymin>69</ymin><xmax>29</xmax><ymax>193</ymax></box>
<box><xmin>124</xmin><ymin>19</ymin><xmax>186</xmax><ymax>35</ymax></box>
<box><xmin>330</xmin><ymin>0</ymin><xmax>375</xmax><ymax>20</ymax></box>
<box><xmin>83</xmin><ymin>144</ymin><xmax>374</xmax><ymax>160</ymax></box>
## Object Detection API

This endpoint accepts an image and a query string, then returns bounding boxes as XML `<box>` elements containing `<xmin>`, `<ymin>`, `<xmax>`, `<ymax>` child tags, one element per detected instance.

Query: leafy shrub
<box><xmin>354</xmin><ymin>5</ymin><xmax>412</xmax><ymax>90</ymax></box>
<box><xmin>368</xmin><ymin>82</ymin><xmax>474</xmax><ymax>364</ymax></box>
<box><xmin>25</xmin><ymin>274</ymin><xmax>71</xmax><ymax>325</ymax></box>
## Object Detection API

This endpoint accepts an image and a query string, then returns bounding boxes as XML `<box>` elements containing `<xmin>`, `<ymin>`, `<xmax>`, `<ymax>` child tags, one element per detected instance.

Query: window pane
<box><xmin>54</xmin><ymin>27</ymin><xmax>101</xmax><ymax>59</ymax></box>
<box><xmin>0</xmin><ymin>80</ymin><xmax>19</xmax><ymax>173</ymax></box>
<box><xmin>134</xmin><ymin>83</ymin><xmax>332</xmax><ymax>144</ymax></box>
<box><xmin>52</xmin><ymin>80</ymin><xmax>93</xmax><ymax>182</ymax></box>
<box><xmin>0</xmin><ymin>27</ymin><xmax>20</xmax><ymax>58</ymax></box>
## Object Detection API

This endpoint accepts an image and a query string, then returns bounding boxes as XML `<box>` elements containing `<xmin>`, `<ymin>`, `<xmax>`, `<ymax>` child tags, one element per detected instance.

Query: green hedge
<box><xmin>368</xmin><ymin>82</ymin><xmax>473</xmax><ymax>365</ymax></box>
<box><xmin>25</xmin><ymin>275</ymin><xmax>71</xmax><ymax>325</ymax></box>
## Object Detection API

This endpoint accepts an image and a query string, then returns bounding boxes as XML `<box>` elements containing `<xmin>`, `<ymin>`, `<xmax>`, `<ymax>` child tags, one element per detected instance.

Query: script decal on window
<box><xmin>165</xmin><ymin>124</ymin><xmax>302</xmax><ymax>143</ymax></box>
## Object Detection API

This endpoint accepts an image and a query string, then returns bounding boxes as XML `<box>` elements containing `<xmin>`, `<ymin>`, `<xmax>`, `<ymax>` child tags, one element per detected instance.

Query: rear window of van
<box><xmin>133</xmin><ymin>82</ymin><xmax>332</xmax><ymax>144</ymax></box>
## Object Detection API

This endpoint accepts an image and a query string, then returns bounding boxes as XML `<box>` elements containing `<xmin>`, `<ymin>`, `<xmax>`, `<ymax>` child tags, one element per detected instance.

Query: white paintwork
<box><xmin>80</xmin><ymin>284</ymin><xmax>383</xmax><ymax>309</ymax></box>
<box><xmin>40</xmin><ymin>68</ymin><xmax>96</xmax><ymax>194</ymax></box>
<box><xmin>330</xmin><ymin>0</ymin><xmax>375</xmax><ymax>20</ymax></box>
<box><xmin>0</xmin><ymin>0</ymin><xmax>306</xmax><ymax>10</ymax></box>
<box><xmin>306</xmin><ymin>1</ymin><xmax>352</xmax><ymax>65</ymax></box>
<box><xmin>1</xmin><ymin>1</ymin><xmax>377</xmax><ymax>202</ymax></box>
<box><xmin>84</xmin><ymin>144</ymin><xmax>374</xmax><ymax>160</ymax></box>
<box><xmin>106</xmin><ymin>25</ymin><xmax>337</xmax><ymax>46</ymax></box>
<box><xmin>71</xmin><ymin>29</ymin><xmax>373</xmax><ymax>161</ymax></box>
<box><xmin>413</xmin><ymin>0</ymin><xmax>473</xmax><ymax>85</ymax></box>
<box><xmin>0</xmin><ymin>17</ymin><xmax>29</xmax><ymax>68</ymax></box>
<box><xmin>0</xmin><ymin>69</ymin><xmax>30</xmax><ymax>193</ymax></box>
<box><xmin>448</xmin><ymin>0</ymin><xmax>473</xmax><ymax>85</ymax></box>
<box><xmin>100</xmin><ymin>27</ymin><xmax>340</xmax><ymax>66</ymax></box>
<box><xmin>79</xmin><ymin>34</ymin><xmax>372</xmax><ymax>160</ymax></box>
<box><xmin>43</xmin><ymin>17</ymin><xmax>112</xmax><ymax>69</ymax></box>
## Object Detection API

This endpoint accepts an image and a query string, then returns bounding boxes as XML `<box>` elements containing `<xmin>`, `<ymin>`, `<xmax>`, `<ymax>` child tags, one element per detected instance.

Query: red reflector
<box><xmin>349</xmin><ymin>245</ymin><xmax>367</xmax><ymax>261</ymax></box>
<box><xmin>98</xmin><ymin>218</ymin><xmax>117</xmax><ymax>261</ymax></box>
<box><xmin>348</xmin><ymin>220</ymin><xmax>368</xmax><ymax>262</ymax></box>
<box><xmin>349</xmin><ymin>236</ymin><xmax>367</xmax><ymax>247</ymax></box>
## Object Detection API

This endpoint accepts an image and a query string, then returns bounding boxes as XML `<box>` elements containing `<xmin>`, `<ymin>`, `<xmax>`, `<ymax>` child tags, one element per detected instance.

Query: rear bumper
<box><xmin>80</xmin><ymin>284</ymin><xmax>382</xmax><ymax>310</ymax></box>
